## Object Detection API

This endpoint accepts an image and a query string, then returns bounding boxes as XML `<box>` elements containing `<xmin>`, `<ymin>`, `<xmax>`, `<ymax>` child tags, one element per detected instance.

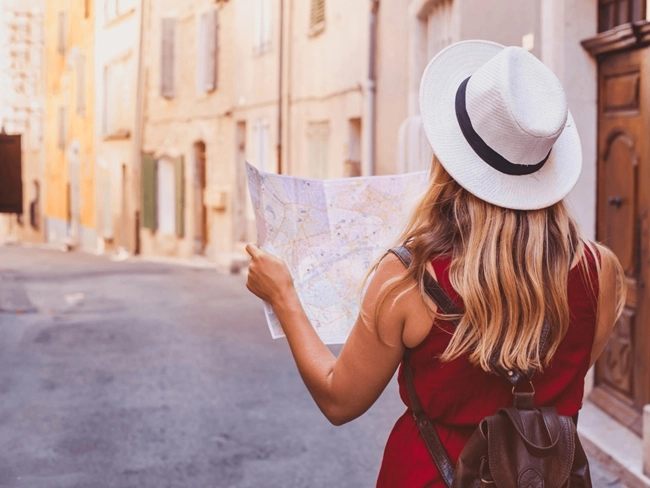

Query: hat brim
<box><xmin>419</xmin><ymin>40</ymin><xmax>582</xmax><ymax>211</ymax></box>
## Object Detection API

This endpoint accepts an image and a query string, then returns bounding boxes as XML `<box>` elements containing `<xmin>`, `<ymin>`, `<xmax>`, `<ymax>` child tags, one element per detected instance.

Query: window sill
<box><xmin>103</xmin><ymin>130</ymin><xmax>131</xmax><ymax>141</ymax></box>
<box><xmin>309</xmin><ymin>21</ymin><xmax>326</xmax><ymax>38</ymax></box>
<box><xmin>104</xmin><ymin>8</ymin><xmax>136</xmax><ymax>28</ymax></box>
<box><xmin>253</xmin><ymin>43</ymin><xmax>272</xmax><ymax>56</ymax></box>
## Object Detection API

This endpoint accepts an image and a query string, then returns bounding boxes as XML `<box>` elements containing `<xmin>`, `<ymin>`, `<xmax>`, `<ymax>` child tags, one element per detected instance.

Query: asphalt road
<box><xmin>0</xmin><ymin>245</ymin><xmax>626</xmax><ymax>488</ymax></box>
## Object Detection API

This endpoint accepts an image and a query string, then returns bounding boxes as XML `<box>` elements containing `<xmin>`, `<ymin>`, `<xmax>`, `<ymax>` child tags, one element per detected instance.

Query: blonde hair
<box><xmin>367</xmin><ymin>158</ymin><xmax>626</xmax><ymax>373</ymax></box>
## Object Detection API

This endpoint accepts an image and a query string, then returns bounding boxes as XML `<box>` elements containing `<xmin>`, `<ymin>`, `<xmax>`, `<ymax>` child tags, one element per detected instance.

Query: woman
<box><xmin>245</xmin><ymin>41</ymin><xmax>625</xmax><ymax>487</ymax></box>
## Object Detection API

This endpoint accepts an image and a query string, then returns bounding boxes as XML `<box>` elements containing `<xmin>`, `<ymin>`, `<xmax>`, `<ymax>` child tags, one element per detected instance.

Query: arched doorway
<box><xmin>193</xmin><ymin>141</ymin><xmax>207</xmax><ymax>255</ymax></box>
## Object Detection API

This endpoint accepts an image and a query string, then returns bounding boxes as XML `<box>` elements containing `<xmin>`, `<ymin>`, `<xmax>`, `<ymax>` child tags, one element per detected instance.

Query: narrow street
<box><xmin>0</xmin><ymin>246</ymin><xmax>626</xmax><ymax>487</ymax></box>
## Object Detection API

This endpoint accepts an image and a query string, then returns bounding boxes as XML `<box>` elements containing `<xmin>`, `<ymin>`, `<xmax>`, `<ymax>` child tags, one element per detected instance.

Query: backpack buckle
<box><xmin>512</xmin><ymin>381</ymin><xmax>536</xmax><ymax>410</ymax></box>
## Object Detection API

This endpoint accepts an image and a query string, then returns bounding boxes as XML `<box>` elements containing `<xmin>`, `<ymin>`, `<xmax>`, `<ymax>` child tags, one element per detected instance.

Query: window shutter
<box><xmin>197</xmin><ymin>14</ymin><xmax>207</xmax><ymax>92</ymax></box>
<box><xmin>103</xmin><ymin>171</ymin><xmax>113</xmax><ymax>237</ymax></box>
<box><xmin>58</xmin><ymin>11</ymin><xmax>66</xmax><ymax>55</ymax></box>
<box><xmin>58</xmin><ymin>106</ymin><xmax>66</xmax><ymax>150</ymax></box>
<box><xmin>254</xmin><ymin>0</ymin><xmax>262</xmax><ymax>50</ymax></box>
<box><xmin>310</xmin><ymin>0</ymin><xmax>325</xmax><ymax>27</ymax></box>
<box><xmin>0</xmin><ymin>134</ymin><xmax>23</xmax><ymax>214</ymax></box>
<box><xmin>205</xmin><ymin>10</ymin><xmax>218</xmax><ymax>91</ymax></box>
<box><xmin>76</xmin><ymin>53</ymin><xmax>86</xmax><ymax>116</ymax></box>
<box><xmin>161</xmin><ymin>18</ymin><xmax>176</xmax><ymax>98</ymax></box>
<box><xmin>141</xmin><ymin>153</ymin><xmax>157</xmax><ymax>230</ymax></box>
<box><xmin>174</xmin><ymin>155</ymin><xmax>185</xmax><ymax>237</ymax></box>
<box><xmin>262</xmin><ymin>0</ymin><xmax>272</xmax><ymax>48</ymax></box>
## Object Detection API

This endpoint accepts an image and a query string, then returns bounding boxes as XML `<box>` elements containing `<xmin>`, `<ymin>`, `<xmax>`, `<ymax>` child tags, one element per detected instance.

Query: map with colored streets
<box><xmin>246</xmin><ymin>163</ymin><xmax>428</xmax><ymax>344</ymax></box>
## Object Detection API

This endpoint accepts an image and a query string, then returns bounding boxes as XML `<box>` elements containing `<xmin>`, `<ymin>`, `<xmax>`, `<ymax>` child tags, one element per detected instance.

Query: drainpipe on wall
<box><xmin>367</xmin><ymin>0</ymin><xmax>379</xmax><ymax>176</ymax></box>
<box><xmin>277</xmin><ymin>0</ymin><xmax>285</xmax><ymax>174</ymax></box>
<box><xmin>132</xmin><ymin>0</ymin><xmax>147</xmax><ymax>254</ymax></box>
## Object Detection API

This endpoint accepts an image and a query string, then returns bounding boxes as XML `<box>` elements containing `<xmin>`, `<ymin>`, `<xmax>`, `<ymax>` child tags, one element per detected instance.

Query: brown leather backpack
<box><xmin>389</xmin><ymin>246</ymin><xmax>592</xmax><ymax>488</ymax></box>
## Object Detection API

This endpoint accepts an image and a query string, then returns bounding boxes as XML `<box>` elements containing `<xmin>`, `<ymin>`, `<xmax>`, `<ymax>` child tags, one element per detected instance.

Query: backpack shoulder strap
<box><xmin>389</xmin><ymin>246</ymin><xmax>455</xmax><ymax>488</ymax></box>
<box><xmin>388</xmin><ymin>246</ymin><xmax>462</xmax><ymax>317</ymax></box>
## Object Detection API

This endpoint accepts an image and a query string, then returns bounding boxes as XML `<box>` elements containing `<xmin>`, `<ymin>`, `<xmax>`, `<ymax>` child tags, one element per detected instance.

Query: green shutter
<box><xmin>141</xmin><ymin>153</ymin><xmax>157</xmax><ymax>230</ymax></box>
<box><xmin>175</xmin><ymin>155</ymin><xmax>184</xmax><ymax>237</ymax></box>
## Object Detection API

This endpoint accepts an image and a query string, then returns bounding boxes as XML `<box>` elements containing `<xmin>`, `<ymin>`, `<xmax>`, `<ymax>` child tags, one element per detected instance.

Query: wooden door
<box><xmin>592</xmin><ymin>47</ymin><xmax>650</xmax><ymax>436</ymax></box>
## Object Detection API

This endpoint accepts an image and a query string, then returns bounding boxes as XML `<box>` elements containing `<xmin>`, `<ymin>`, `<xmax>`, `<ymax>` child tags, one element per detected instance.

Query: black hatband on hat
<box><xmin>455</xmin><ymin>77</ymin><xmax>551</xmax><ymax>176</ymax></box>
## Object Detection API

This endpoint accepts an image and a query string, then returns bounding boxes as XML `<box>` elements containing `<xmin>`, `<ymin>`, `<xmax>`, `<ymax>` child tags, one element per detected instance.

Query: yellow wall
<box><xmin>45</xmin><ymin>0</ymin><xmax>95</xmax><ymax>228</ymax></box>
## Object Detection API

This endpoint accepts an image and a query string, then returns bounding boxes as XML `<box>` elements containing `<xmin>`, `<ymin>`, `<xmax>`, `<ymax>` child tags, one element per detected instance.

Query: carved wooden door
<box><xmin>592</xmin><ymin>47</ymin><xmax>650</xmax><ymax>436</ymax></box>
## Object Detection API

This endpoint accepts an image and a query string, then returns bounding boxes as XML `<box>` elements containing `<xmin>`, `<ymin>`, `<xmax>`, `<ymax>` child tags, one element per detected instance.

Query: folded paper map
<box><xmin>246</xmin><ymin>163</ymin><xmax>428</xmax><ymax>344</ymax></box>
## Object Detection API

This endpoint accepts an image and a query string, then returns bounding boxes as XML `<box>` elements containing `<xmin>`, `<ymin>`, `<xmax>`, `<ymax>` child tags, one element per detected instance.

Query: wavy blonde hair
<box><xmin>367</xmin><ymin>159</ymin><xmax>626</xmax><ymax>373</ymax></box>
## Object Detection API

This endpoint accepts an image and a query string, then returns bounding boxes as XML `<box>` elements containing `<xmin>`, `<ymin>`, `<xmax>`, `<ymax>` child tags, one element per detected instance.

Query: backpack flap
<box><xmin>486</xmin><ymin>408</ymin><xmax>576</xmax><ymax>488</ymax></box>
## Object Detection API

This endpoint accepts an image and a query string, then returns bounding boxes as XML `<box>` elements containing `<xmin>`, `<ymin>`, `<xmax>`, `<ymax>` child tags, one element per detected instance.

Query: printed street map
<box><xmin>246</xmin><ymin>163</ymin><xmax>427</xmax><ymax>344</ymax></box>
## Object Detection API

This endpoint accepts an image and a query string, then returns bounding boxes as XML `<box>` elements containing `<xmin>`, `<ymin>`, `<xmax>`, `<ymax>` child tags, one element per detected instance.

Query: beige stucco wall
<box><xmin>375</xmin><ymin>0</ymin><xmax>410</xmax><ymax>176</ymax></box>
<box><xmin>540</xmin><ymin>0</ymin><xmax>598</xmax><ymax>240</ymax></box>
<box><xmin>0</xmin><ymin>0</ymin><xmax>46</xmax><ymax>244</ymax></box>
<box><xmin>285</xmin><ymin>0</ymin><xmax>369</xmax><ymax>179</ymax></box>
<box><xmin>461</xmin><ymin>0</ymin><xmax>541</xmax><ymax>57</ymax></box>
<box><xmin>44</xmin><ymin>0</ymin><xmax>96</xmax><ymax>250</ymax></box>
<box><xmin>94</xmin><ymin>1</ymin><xmax>142</xmax><ymax>252</ymax></box>
<box><xmin>141</xmin><ymin>0</ymin><xmax>235</xmax><ymax>265</ymax></box>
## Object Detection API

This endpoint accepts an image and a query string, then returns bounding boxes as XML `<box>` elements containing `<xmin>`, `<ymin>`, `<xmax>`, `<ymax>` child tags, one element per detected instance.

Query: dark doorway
<box><xmin>0</xmin><ymin>134</ymin><xmax>23</xmax><ymax>214</ymax></box>
<box><xmin>193</xmin><ymin>141</ymin><xmax>207</xmax><ymax>255</ymax></box>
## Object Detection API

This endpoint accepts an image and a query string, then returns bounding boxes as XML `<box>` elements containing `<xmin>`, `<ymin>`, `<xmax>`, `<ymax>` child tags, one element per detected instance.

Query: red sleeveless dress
<box><xmin>376</xmin><ymin>250</ymin><xmax>599</xmax><ymax>487</ymax></box>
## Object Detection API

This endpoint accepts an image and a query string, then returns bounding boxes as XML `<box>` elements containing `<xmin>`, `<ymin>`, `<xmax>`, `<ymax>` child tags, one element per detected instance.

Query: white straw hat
<box><xmin>419</xmin><ymin>40</ymin><xmax>582</xmax><ymax>210</ymax></box>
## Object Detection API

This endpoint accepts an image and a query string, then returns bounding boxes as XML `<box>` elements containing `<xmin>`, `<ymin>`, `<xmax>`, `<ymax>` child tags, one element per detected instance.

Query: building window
<box><xmin>157</xmin><ymin>157</ymin><xmax>177</xmax><ymax>235</ymax></box>
<box><xmin>310</xmin><ymin>0</ymin><xmax>325</xmax><ymax>35</ymax></box>
<box><xmin>57</xmin><ymin>106</ymin><xmax>66</xmax><ymax>150</ymax></box>
<box><xmin>345</xmin><ymin>118</ymin><xmax>362</xmax><ymax>177</ymax></box>
<box><xmin>197</xmin><ymin>10</ymin><xmax>218</xmax><ymax>93</ymax></box>
<box><xmin>308</xmin><ymin>121</ymin><xmax>329</xmax><ymax>179</ymax></box>
<box><xmin>30</xmin><ymin>106</ymin><xmax>43</xmax><ymax>151</ymax></box>
<box><xmin>105</xmin><ymin>0</ymin><xmax>137</xmax><ymax>23</ymax></box>
<box><xmin>103</xmin><ymin>58</ymin><xmax>131</xmax><ymax>138</ymax></box>
<box><xmin>253</xmin><ymin>0</ymin><xmax>272</xmax><ymax>54</ymax></box>
<box><xmin>254</xmin><ymin>119</ymin><xmax>270</xmax><ymax>171</ymax></box>
<box><xmin>161</xmin><ymin>18</ymin><xmax>176</xmax><ymax>99</ymax></box>
<box><xmin>598</xmin><ymin>0</ymin><xmax>646</xmax><ymax>32</ymax></box>
<box><xmin>57</xmin><ymin>11</ymin><xmax>66</xmax><ymax>55</ymax></box>
<box><xmin>76</xmin><ymin>53</ymin><xmax>86</xmax><ymax>116</ymax></box>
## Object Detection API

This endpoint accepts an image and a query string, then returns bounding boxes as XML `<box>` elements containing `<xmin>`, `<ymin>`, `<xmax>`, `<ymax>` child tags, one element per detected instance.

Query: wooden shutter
<box><xmin>76</xmin><ymin>53</ymin><xmax>86</xmax><ymax>116</ymax></box>
<box><xmin>161</xmin><ymin>18</ymin><xmax>176</xmax><ymax>98</ymax></box>
<box><xmin>198</xmin><ymin>10</ymin><xmax>218</xmax><ymax>92</ymax></box>
<box><xmin>205</xmin><ymin>10</ymin><xmax>218</xmax><ymax>91</ymax></box>
<box><xmin>262</xmin><ymin>0</ymin><xmax>272</xmax><ymax>47</ymax></box>
<box><xmin>254</xmin><ymin>0</ymin><xmax>262</xmax><ymax>50</ymax></box>
<box><xmin>310</xmin><ymin>0</ymin><xmax>325</xmax><ymax>27</ymax></box>
<box><xmin>141</xmin><ymin>153</ymin><xmax>157</xmax><ymax>230</ymax></box>
<box><xmin>58</xmin><ymin>107</ymin><xmax>66</xmax><ymax>150</ymax></box>
<box><xmin>0</xmin><ymin>134</ymin><xmax>23</xmax><ymax>214</ymax></box>
<box><xmin>174</xmin><ymin>155</ymin><xmax>185</xmax><ymax>237</ymax></box>
<box><xmin>58</xmin><ymin>11</ymin><xmax>66</xmax><ymax>55</ymax></box>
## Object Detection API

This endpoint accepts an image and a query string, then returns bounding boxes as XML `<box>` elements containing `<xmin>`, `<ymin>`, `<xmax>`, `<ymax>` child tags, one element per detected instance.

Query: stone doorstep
<box><xmin>579</xmin><ymin>401</ymin><xmax>650</xmax><ymax>488</ymax></box>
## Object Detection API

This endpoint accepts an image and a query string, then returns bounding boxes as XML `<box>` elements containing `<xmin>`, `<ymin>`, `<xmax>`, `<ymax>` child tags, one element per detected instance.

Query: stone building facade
<box><xmin>43</xmin><ymin>0</ymin><xmax>96</xmax><ymax>251</ymax></box>
<box><xmin>0</xmin><ymin>0</ymin><xmax>45</xmax><ymax>244</ymax></box>
<box><xmin>139</xmin><ymin>0</ymin><xmax>235</xmax><ymax>267</ymax></box>
<box><xmin>94</xmin><ymin>0</ymin><xmax>144</xmax><ymax>255</ymax></box>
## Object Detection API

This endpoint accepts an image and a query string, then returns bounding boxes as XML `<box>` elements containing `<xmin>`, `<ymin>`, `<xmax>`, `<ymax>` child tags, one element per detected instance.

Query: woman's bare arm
<box><xmin>246</xmin><ymin>245</ymin><xmax>421</xmax><ymax>425</ymax></box>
